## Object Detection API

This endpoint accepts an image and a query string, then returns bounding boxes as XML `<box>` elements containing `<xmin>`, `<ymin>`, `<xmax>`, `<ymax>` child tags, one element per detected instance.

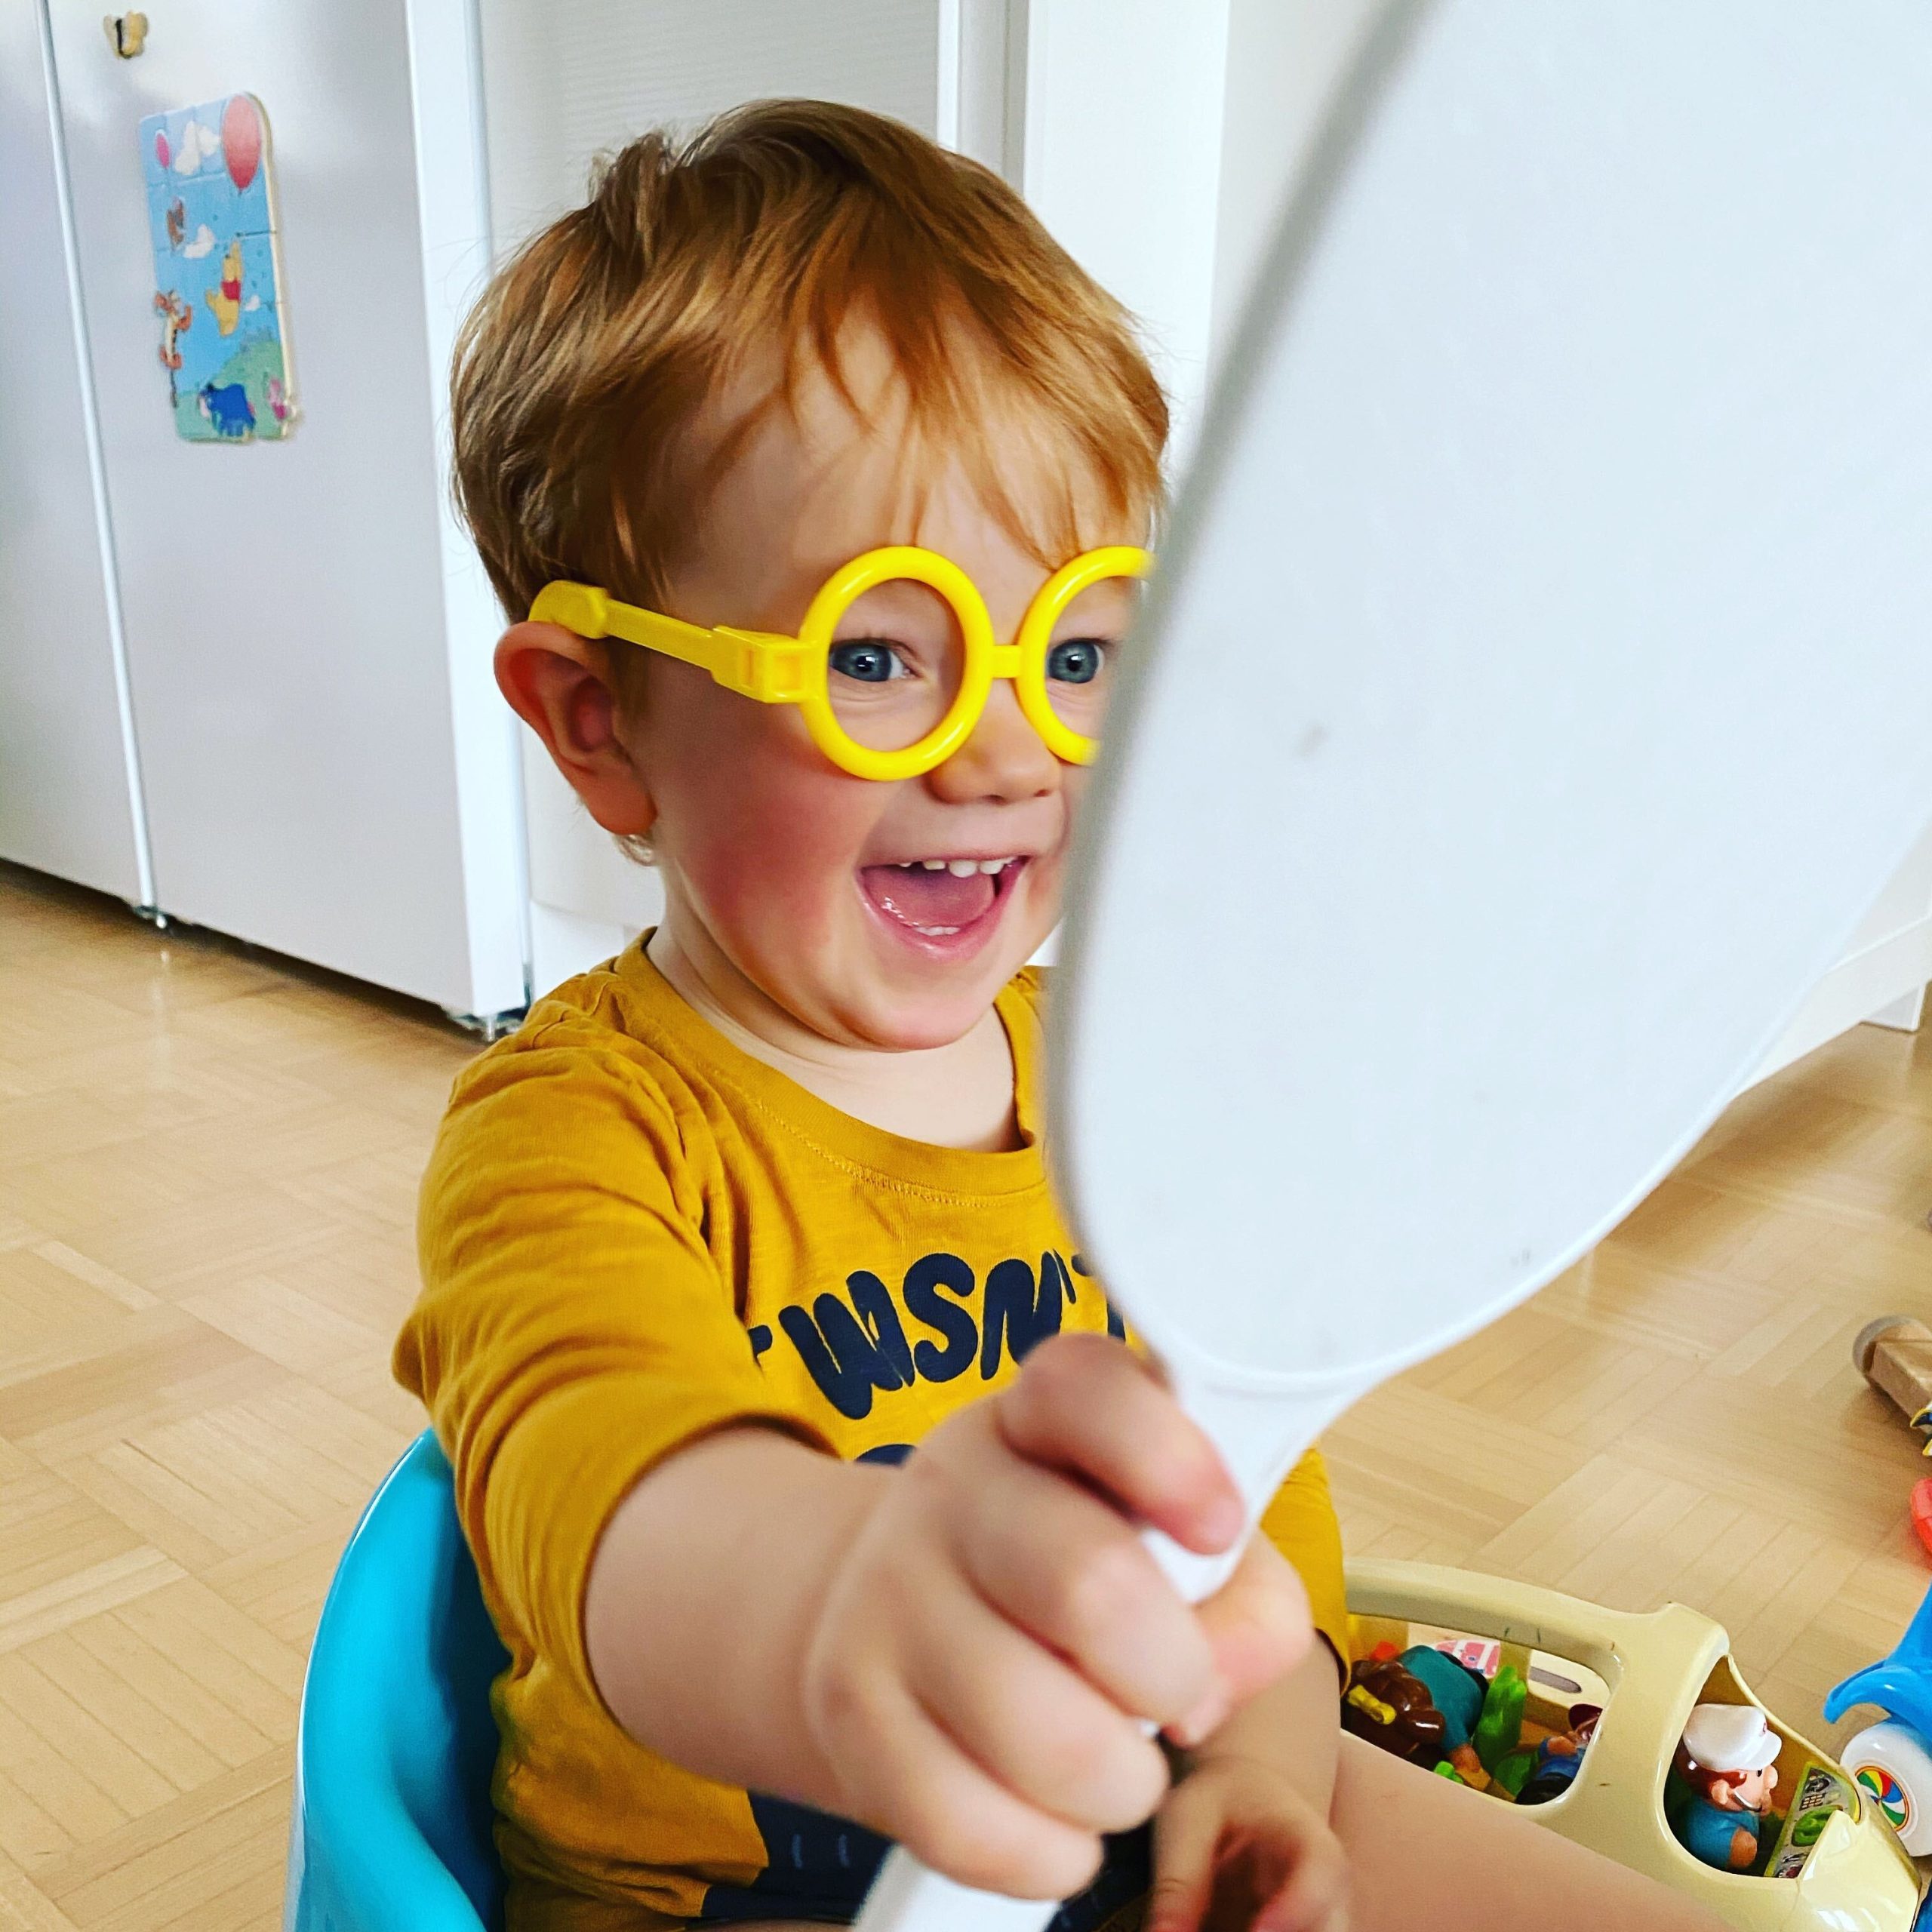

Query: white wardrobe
<box><xmin>3</xmin><ymin>0</ymin><xmax>524</xmax><ymax>1020</ymax></box>
<box><xmin>0</xmin><ymin>0</ymin><xmax>149</xmax><ymax>906</ymax></box>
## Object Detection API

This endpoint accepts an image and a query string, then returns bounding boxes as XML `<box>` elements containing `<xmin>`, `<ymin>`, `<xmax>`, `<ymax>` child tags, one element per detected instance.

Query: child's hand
<box><xmin>797</xmin><ymin>1334</ymin><xmax>1312</xmax><ymax>1901</ymax></box>
<box><xmin>1151</xmin><ymin>1755</ymin><xmax>1350</xmax><ymax>1932</ymax></box>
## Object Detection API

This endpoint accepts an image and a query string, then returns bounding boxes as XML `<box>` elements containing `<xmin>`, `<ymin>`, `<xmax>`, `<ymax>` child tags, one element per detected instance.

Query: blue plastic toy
<box><xmin>1825</xmin><ymin>1577</ymin><xmax>1932</xmax><ymax>1861</ymax></box>
<box><xmin>285</xmin><ymin>1430</ymin><xmax>509</xmax><ymax>1932</ymax></box>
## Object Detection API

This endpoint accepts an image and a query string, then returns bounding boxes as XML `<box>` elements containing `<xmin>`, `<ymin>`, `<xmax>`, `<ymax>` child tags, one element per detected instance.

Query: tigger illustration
<box><xmin>152</xmin><ymin>289</ymin><xmax>192</xmax><ymax>401</ymax></box>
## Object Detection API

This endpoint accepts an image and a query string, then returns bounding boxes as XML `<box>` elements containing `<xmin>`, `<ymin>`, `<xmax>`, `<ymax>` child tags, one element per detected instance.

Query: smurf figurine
<box><xmin>1671</xmin><ymin>1703</ymin><xmax>1782</xmax><ymax>1872</ymax></box>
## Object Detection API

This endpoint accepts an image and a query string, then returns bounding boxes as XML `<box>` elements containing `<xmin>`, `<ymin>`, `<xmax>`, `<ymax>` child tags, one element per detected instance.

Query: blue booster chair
<box><xmin>285</xmin><ymin>1430</ymin><xmax>510</xmax><ymax>1932</ymax></box>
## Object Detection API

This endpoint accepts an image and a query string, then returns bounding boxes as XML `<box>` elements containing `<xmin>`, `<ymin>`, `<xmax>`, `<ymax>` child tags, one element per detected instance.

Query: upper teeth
<box><xmin>912</xmin><ymin>857</ymin><xmax>1017</xmax><ymax>875</ymax></box>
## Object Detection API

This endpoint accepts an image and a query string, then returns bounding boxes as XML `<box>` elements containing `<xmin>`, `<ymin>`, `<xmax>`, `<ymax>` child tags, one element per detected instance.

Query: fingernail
<box><xmin>1169</xmin><ymin>1684</ymin><xmax>1230</xmax><ymax>1748</ymax></box>
<box><xmin>1202</xmin><ymin>1493</ymin><xmax>1244</xmax><ymax>1547</ymax></box>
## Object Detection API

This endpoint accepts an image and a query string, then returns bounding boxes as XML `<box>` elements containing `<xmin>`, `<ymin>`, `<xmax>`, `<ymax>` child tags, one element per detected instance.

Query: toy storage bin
<box><xmin>1346</xmin><ymin>1561</ymin><xmax>1923</xmax><ymax>1932</ymax></box>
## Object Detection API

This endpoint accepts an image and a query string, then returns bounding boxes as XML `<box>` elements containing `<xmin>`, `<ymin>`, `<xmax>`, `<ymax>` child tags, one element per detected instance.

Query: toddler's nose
<box><xmin>927</xmin><ymin>678</ymin><xmax>1060</xmax><ymax>803</ymax></box>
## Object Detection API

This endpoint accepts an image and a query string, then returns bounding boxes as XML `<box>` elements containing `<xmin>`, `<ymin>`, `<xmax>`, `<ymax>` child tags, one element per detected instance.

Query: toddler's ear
<box><xmin>495</xmin><ymin>621</ymin><xmax>656</xmax><ymax>838</ymax></box>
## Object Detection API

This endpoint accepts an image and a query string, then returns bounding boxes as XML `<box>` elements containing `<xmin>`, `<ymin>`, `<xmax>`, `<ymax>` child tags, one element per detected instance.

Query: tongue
<box><xmin>862</xmin><ymin>864</ymin><xmax>996</xmax><ymax>930</ymax></box>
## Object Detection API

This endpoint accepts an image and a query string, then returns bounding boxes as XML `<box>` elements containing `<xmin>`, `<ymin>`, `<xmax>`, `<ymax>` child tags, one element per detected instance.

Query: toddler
<box><xmin>399</xmin><ymin>100</ymin><xmax>1724</xmax><ymax>1932</ymax></box>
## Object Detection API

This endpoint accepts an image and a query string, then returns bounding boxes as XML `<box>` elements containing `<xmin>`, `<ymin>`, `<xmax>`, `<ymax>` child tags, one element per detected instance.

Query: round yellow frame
<box><xmin>530</xmin><ymin>543</ymin><xmax>1151</xmax><ymax>782</ymax></box>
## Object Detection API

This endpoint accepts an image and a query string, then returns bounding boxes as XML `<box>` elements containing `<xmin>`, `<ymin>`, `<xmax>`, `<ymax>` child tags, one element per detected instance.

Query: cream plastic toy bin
<box><xmin>1346</xmin><ymin>1563</ymin><xmax>1923</xmax><ymax>1932</ymax></box>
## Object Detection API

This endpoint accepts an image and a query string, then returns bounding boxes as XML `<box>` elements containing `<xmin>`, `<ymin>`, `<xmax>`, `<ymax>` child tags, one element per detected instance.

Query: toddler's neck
<box><xmin>646</xmin><ymin>924</ymin><xmax>1023</xmax><ymax>1152</ymax></box>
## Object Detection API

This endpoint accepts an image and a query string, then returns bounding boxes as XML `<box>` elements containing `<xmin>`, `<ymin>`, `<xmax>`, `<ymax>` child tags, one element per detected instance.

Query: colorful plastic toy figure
<box><xmin>1669</xmin><ymin>1705</ymin><xmax>1782</xmax><ymax>1872</ymax></box>
<box><xmin>1473</xmin><ymin>1663</ymin><xmax>1527</xmax><ymax>1774</ymax></box>
<box><xmin>1826</xmin><ymin>1576</ymin><xmax>1932</xmax><ymax>1856</ymax></box>
<box><xmin>1342</xmin><ymin>1654</ymin><xmax>1447</xmax><ymax>1766</ymax></box>
<box><xmin>1513</xmin><ymin>1703</ymin><xmax>1603</xmax><ymax>1807</ymax></box>
<box><xmin>1347</xmin><ymin>1649</ymin><xmax>1555</xmax><ymax>1796</ymax></box>
<box><xmin>1340</xmin><ymin>1645</ymin><xmax>1504</xmax><ymax>1788</ymax></box>
<box><xmin>1398</xmin><ymin>1644</ymin><xmax>1493</xmax><ymax>1787</ymax></box>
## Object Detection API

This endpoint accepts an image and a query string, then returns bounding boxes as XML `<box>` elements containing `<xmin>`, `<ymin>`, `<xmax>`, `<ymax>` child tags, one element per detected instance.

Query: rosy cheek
<box><xmin>695</xmin><ymin>811</ymin><xmax>844</xmax><ymax>935</ymax></box>
<box><xmin>658</xmin><ymin>715</ymin><xmax>878</xmax><ymax>937</ymax></box>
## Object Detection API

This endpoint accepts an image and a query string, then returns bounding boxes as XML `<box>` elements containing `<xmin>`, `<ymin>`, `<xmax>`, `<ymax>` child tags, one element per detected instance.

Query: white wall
<box><xmin>1752</xmin><ymin>817</ymin><xmax>1932</xmax><ymax>1080</ymax></box>
<box><xmin>1019</xmin><ymin>0</ymin><xmax>1383</xmax><ymax>474</ymax></box>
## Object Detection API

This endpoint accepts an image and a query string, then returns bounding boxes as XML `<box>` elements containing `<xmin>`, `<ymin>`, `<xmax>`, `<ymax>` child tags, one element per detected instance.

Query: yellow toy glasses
<box><xmin>530</xmin><ymin>543</ymin><xmax>1151</xmax><ymax>782</ymax></box>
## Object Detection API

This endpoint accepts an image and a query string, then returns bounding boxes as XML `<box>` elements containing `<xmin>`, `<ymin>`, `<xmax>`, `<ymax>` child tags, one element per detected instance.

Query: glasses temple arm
<box><xmin>531</xmin><ymin>581</ymin><xmax>763</xmax><ymax>683</ymax></box>
<box><xmin>594</xmin><ymin>601</ymin><xmax>721</xmax><ymax>676</ymax></box>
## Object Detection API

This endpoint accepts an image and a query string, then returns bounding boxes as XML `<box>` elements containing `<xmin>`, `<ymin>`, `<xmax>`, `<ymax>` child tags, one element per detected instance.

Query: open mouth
<box><xmin>857</xmin><ymin>854</ymin><xmax>1029</xmax><ymax>950</ymax></box>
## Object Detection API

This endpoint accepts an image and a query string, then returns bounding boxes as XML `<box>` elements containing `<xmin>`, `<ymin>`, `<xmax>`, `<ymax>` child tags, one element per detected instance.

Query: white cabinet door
<box><xmin>45</xmin><ymin>0</ymin><xmax>524</xmax><ymax>1014</ymax></box>
<box><xmin>0</xmin><ymin>0</ymin><xmax>148</xmax><ymax>901</ymax></box>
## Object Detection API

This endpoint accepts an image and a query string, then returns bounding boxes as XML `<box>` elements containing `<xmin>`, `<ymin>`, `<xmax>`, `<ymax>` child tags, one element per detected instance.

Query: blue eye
<box><xmin>829</xmin><ymin>639</ymin><xmax>904</xmax><ymax>684</ymax></box>
<box><xmin>1047</xmin><ymin>638</ymin><xmax>1105</xmax><ymax>685</ymax></box>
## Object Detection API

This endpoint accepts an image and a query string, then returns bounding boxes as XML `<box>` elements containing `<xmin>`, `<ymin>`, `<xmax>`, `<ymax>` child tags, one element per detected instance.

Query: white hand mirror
<box><xmin>863</xmin><ymin>5</ymin><xmax>1932</xmax><ymax>1929</ymax></box>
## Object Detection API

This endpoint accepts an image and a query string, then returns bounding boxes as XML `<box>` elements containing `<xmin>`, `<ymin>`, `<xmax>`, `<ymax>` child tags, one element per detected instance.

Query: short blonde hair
<box><xmin>450</xmin><ymin>100</ymin><xmax>1168</xmax><ymax>632</ymax></box>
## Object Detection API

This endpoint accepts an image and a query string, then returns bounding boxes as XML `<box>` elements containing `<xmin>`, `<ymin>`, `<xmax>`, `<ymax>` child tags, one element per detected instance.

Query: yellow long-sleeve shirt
<box><xmin>397</xmin><ymin>943</ymin><xmax>1346</xmax><ymax>1931</ymax></box>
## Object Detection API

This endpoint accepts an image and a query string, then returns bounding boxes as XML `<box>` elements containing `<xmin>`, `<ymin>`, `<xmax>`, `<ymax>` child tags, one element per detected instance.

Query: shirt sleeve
<box><xmin>394</xmin><ymin>1026</ymin><xmax>831</xmax><ymax>1711</ymax></box>
<box><xmin>1257</xmin><ymin>1446</ymin><xmax>1349</xmax><ymax>1680</ymax></box>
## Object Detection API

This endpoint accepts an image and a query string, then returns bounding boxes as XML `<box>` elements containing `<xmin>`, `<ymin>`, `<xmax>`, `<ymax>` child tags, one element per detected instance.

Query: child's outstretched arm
<box><xmin>584</xmin><ymin>1333</ymin><xmax>1312</xmax><ymax>1900</ymax></box>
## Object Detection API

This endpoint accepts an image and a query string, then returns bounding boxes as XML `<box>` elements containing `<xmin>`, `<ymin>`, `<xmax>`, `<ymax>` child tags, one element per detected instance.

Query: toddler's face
<box><xmin>625</xmin><ymin>344</ymin><xmax>1143</xmax><ymax>1051</ymax></box>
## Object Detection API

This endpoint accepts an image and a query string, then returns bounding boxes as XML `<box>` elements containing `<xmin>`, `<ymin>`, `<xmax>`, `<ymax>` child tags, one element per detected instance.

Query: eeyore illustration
<box><xmin>198</xmin><ymin>380</ymin><xmax>256</xmax><ymax>439</ymax></box>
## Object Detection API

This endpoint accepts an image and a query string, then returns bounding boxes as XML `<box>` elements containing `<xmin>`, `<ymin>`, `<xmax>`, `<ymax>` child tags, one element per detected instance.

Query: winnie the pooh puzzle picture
<box><xmin>140</xmin><ymin>94</ymin><xmax>296</xmax><ymax>442</ymax></box>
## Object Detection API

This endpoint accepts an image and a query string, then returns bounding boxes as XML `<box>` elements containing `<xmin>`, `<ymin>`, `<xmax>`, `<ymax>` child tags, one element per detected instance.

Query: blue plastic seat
<box><xmin>286</xmin><ymin>1430</ymin><xmax>510</xmax><ymax>1932</ymax></box>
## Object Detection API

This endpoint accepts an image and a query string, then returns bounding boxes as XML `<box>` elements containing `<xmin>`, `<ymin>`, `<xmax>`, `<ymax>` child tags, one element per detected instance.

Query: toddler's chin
<box><xmin>845</xmin><ymin>949</ymin><xmax>1042</xmax><ymax>1053</ymax></box>
<box><xmin>847</xmin><ymin>992</ymin><xmax>998</xmax><ymax>1054</ymax></box>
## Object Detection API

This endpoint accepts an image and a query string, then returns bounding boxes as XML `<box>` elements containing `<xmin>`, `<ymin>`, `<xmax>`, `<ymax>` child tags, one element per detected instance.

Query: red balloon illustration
<box><xmin>154</xmin><ymin>129</ymin><xmax>171</xmax><ymax>170</ymax></box>
<box><xmin>221</xmin><ymin>94</ymin><xmax>263</xmax><ymax>192</ymax></box>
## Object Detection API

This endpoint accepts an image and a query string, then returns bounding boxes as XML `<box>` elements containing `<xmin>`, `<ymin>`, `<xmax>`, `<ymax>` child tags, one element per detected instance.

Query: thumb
<box><xmin>1195</xmin><ymin>1535</ymin><xmax>1312</xmax><ymax>1707</ymax></box>
<box><xmin>1148</xmin><ymin>1785</ymin><xmax>1221</xmax><ymax>1932</ymax></box>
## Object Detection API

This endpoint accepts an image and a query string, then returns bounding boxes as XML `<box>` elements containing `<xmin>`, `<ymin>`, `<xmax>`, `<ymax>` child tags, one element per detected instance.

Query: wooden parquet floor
<box><xmin>3</xmin><ymin>857</ymin><xmax>1930</xmax><ymax>1928</ymax></box>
